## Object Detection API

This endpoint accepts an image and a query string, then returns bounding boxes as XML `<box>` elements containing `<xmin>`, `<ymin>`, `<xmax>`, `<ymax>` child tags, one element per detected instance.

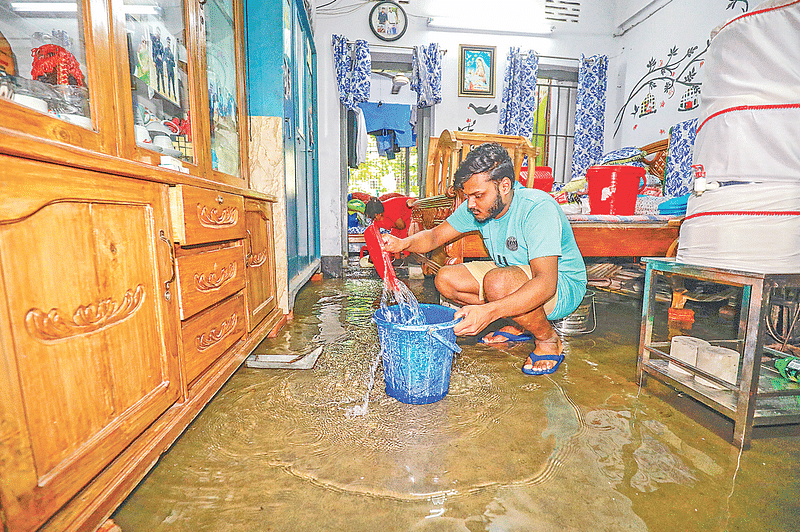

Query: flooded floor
<box><xmin>114</xmin><ymin>270</ymin><xmax>800</xmax><ymax>532</ymax></box>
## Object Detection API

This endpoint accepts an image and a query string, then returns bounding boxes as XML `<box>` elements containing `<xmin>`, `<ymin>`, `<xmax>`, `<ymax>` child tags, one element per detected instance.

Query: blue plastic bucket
<box><xmin>373</xmin><ymin>304</ymin><xmax>462</xmax><ymax>405</ymax></box>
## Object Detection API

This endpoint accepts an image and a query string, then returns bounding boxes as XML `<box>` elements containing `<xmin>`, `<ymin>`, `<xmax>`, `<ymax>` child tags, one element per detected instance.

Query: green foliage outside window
<box><xmin>349</xmin><ymin>136</ymin><xmax>418</xmax><ymax>197</ymax></box>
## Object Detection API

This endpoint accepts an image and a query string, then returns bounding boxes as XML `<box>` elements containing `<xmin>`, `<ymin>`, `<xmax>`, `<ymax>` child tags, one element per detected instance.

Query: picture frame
<box><xmin>368</xmin><ymin>1</ymin><xmax>408</xmax><ymax>42</ymax></box>
<box><xmin>459</xmin><ymin>45</ymin><xmax>496</xmax><ymax>98</ymax></box>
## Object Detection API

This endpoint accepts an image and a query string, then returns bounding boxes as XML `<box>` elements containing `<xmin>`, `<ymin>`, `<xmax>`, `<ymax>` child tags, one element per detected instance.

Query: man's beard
<box><xmin>470</xmin><ymin>185</ymin><xmax>505</xmax><ymax>222</ymax></box>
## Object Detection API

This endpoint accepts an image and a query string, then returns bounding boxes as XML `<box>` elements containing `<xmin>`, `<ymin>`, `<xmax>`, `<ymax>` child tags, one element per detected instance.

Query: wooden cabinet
<box><xmin>169</xmin><ymin>184</ymin><xmax>246</xmax><ymax>245</ymax></box>
<box><xmin>0</xmin><ymin>0</ymin><xmax>249</xmax><ymax>187</ymax></box>
<box><xmin>244</xmin><ymin>198</ymin><xmax>278</xmax><ymax>331</ymax></box>
<box><xmin>181</xmin><ymin>293</ymin><xmax>247</xmax><ymax>383</ymax></box>
<box><xmin>170</xmin><ymin>184</ymin><xmax>252</xmax><ymax>385</ymax></box>
<box><xmin>0</xmin><ymin>155</ymin><xmax>181</xmax><ymax>532</ymax></box>
<box><xmin>175</xmin><ymin>242</ymin><xmax>246</xmax><ymax>320</ymax></box>
<box><xmin>0</xmin><ymin>0</ymin><xmax>117</xmax><ymax>155</ymax></box>
<box><xmin>0</xmin><ymin>0</ymin><xmax>284</xmax><ymax>528</ymax></box>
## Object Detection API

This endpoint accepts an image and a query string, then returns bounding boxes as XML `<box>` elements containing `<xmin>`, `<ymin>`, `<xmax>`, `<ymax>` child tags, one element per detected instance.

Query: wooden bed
<box><xmin>408</xmin><ymin>134</ymin><xmax>682</xmax><ymax>274</ymax></box>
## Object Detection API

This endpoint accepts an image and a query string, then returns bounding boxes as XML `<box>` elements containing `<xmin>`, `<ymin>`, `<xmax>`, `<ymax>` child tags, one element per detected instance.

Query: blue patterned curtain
<box><xmin>331</xmin><ymin>35</ymin><xmax>370</xmax><ymax>111</ymax></box>
<box><xmin>571</xmin><ymin>54</ymin><xmax>608</xmax><ymax>180</ymax></box>
<box><xmin>664</xmin><ymin>118</ymin><xmax>698</xmax><ymax>197</ymax></box>
<box><xmin>411</xmin><ymin>43</ymin><xmax>442</xmax><ymax>108</ymax></box>
<box><xmin>497</xmin><ymin>48</ymin><xmax>539</xmax><ymax>136</ymax></box>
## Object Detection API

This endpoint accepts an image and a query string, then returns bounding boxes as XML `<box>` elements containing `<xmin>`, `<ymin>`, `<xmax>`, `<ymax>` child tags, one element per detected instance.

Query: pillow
<box><xmin>598</xmin><ymin>147</ymin><xmax>646</xmax><ymax>166</ymax></box>
<box><xmin>663</xmin><ymin>118</ymin><xmax>698</xmax><ymax>197</ymax></box>
<box><xmin>349</xmin><ymin>191</ymin><xmax>372</xmax><ymax>203</ymax></box>
<box><xmin>347</xmin><ymin>198</ymin><xmax>366</xmax><ymax>214</ymax></box>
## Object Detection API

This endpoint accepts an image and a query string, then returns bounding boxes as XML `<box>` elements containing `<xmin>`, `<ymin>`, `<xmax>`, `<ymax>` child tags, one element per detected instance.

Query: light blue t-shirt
<box><xmin>446</xmin><ymin>182</ymin><xmax>587</xmax><ymax>318</ymax></box>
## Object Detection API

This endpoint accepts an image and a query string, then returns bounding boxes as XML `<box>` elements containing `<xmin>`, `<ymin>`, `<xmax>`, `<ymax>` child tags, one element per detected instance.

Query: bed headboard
<box><xmin>640</xmin><ymin>138</ymin><xmax>669</xmax><ymax>180</ymax></box>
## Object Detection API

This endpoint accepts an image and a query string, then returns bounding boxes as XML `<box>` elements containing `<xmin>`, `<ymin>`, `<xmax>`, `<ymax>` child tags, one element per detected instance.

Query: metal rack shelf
<box><xmin>637</xmin><ymin>258</ymin><xmax>800</xmax><ymax>448</ymax></box>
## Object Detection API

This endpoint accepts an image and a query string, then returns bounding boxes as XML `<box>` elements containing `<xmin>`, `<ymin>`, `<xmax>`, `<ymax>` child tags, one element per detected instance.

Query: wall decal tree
<box><xmin>727</xmin><ymin>0</ymin><xmax>749</xmax><ymax>12</ymax></box>
<box><xmin>612</xmin><ymin>40</ymin><xmax>710</xmax><ymax>138</ymax></box>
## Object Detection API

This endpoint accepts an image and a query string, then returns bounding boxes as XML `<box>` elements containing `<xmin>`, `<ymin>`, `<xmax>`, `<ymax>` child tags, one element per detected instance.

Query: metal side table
<box><xmin>638</xmin><ymin>258</ymin><xmax>800</xmax><ymax>448</ymax></box>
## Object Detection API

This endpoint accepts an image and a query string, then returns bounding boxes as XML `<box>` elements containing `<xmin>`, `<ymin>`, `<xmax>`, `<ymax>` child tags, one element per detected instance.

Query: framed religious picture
<box><xmin>368</xmin><ymin>1</ymin><xmax>408</xmax><ymax>42</ymax></box>
<box><xmin>459</xmin><ymin>45</ymin><xmax>496</xmax><ymax>97</ymax></box>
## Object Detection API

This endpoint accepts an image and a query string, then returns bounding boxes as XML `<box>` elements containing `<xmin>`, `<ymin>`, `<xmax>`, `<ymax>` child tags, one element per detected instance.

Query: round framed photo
<box><xmin>369</xmin><ymin>1</ymin><xmax>407</xmax><ymax>42</ymax></box>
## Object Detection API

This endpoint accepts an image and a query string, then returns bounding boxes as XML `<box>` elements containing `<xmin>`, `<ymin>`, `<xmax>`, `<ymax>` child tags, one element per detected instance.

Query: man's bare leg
<box><xmin>482</xmin><ymin>267</ymin><xmax>563</xmax><ymax>373</ymax></box>
<box><xmin>434</xmin><ymin>264</ymin><xmax>483</xmax><ymax>306</ymax></box>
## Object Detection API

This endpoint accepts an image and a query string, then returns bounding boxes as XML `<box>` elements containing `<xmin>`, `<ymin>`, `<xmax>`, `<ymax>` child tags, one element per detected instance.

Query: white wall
<box><xmin>608</xmin><ymin>0</ymin><xmax>747</xmax><ymax>149</ymax></box>
<box><xmin>312</xmin><ymin>0</ymin><xmax>757</xmax><ymax>261</ymax></box>
<box><xmin>313</xmin><ymin>1</ymin><xmax>616</xmax><ymax>260</ymax></box>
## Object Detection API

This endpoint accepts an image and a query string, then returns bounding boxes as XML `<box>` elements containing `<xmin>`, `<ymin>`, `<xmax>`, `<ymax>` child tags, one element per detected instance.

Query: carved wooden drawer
<box><xmin>175</xmin><ymin>241</ymin><xmax>245</xmax><ymax>320</ymax></box>
<box><xmin>169</xmin><ymin>185</ymin><xmax>245</xmax><ymax>246</ymax></box>
<box><xmin>181</xmin><ymin>292</ymin><xmax>246</xmax><ymax>384</ymax></box>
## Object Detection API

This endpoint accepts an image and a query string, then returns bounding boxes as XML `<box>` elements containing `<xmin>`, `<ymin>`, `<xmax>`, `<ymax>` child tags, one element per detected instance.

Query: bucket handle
<box><xmin>427</xmin><ymin>328</ymin><xmax>462</xmax><ymax>353</ymax></box>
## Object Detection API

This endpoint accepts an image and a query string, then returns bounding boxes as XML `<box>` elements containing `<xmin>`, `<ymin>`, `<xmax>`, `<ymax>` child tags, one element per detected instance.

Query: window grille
<box><xmin>532</xmin><ymin>75</ymin><xmax>578</xmax><ymax>184</ymax></box>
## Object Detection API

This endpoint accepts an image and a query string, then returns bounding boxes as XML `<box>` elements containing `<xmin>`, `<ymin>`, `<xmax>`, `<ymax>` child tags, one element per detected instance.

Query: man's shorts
<box><xmin>462</xmin><ymin>260</ymin><xmax>586</xmax><ymax>321</ymax></box>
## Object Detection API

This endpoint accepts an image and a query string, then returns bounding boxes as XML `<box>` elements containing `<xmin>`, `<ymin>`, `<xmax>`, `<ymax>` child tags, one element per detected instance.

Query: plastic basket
<box><xmin>532</xmin><ymin>166</ymin><xmax>555</xmax><ymax>192</ymax></box>
<box><xmin>373</xmin><ymin>304</ymin><xmax>462</xmax><ymax>405</ymax></box>
<box><xmin>587</xmin><ymin>165</ymin><xmax>644</xmax><ymax>215</ymax></box>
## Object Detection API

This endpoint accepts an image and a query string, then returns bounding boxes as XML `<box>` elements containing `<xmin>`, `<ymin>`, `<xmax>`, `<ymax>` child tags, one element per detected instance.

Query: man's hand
<box><xmin>382</xmin><ymin>234</ymin><xmax>407</xmax><ymax>253</ymax></box>
<box><xmin>453</xmin><ymin>304</ymin><xmax>497</xmax><ymax>336</ymax></box>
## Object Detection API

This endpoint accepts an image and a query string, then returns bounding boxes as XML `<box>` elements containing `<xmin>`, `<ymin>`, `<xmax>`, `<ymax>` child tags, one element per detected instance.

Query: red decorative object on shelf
<box><xmin>30</xmin><ymin>44</ymin><xmax>85</xmax><ymax>87</ymax></box>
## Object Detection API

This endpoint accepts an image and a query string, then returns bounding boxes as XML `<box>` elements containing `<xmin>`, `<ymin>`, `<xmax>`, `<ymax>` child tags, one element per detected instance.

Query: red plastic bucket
<box><xmin>587</xmin><ymin>165</ymin><xmax>645</xmax><ymax>215</ymax></box>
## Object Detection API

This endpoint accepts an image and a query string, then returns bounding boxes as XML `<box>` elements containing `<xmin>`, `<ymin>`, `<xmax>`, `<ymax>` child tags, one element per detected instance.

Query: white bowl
<box><xmin>134</xmin><ymin>125</ymin><xmax>151</xmax><ymax>143</ymax></box>
<box><xmin>13</xmin><ymin>94</ymin><xmax>48</xmax><ymax>113</ymax></box>
<box><xmin>63</xmin><ymin>114</ymin><xmax>92</xmax><ymax>129</ymax></box>
<box><xmin>160</xmin><ymin>147</ymin><xmax>183</xmax><ymax>158</ymax></box>
<box><xmin>152</xmin><ymin>135</ymin><xmax>173</xmax><ymax>150</ymax></box>
<box><xmin>145</xmin><ymin>121</ymin><xmax>172</xmax><ymax>134</ymax></box>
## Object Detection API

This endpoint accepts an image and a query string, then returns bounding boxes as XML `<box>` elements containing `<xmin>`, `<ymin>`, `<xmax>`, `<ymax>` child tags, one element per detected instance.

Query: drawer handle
<box><xmin>216</xmin><ymin>195</ymin><xmax>224</xmax><ymax>204</ymax></box>
<box><xmin>197</xmin><ymin>203</ymin><xmax>239</xmax><ymax>228</ymax></box>
<box><xmin>247</xmin><ymin>250</ymin><xmax>268</xmax><ymax>268</ymax></box>
<box><xmin>194</xmin><ymin>262</ymin><xmax>237</xmax><ymax>292</ymax></box>
<box><xmin>245</xmin><ymin>229</ymin><xmax>268</xmax><ymax>267</ymax></box>
<box><xmin>25</xmin><ymin>285</ymin><xmax>145</xmax><ymax>342</ymax></box>
<box><xmin>159</xmin><ymin>230</ymin><xmax>176</xmax><ymax>301</ymax></box>
<box><xmin>195</xmin><ymin>313</ymin><xmax>238</xmax><ymax>351</ymax></box>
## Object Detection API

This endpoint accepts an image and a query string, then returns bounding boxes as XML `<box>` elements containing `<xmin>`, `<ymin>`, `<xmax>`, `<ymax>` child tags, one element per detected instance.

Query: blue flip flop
<box><xmin>478</xmin><ymin>331</ymin><xmax>534</xmax><ymax>344</ymax></box>
<box><xmin>522</xmin><ymin>352</ymin><xmax>565</xmax><ymax>375</ymax></box>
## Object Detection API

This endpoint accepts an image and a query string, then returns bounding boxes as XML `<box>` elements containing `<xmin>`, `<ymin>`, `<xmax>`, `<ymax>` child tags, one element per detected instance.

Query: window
<box><xmin>531</xmin><ymin>68</ymin><xmax>578</xmax><ymax>184</ymax></box>
<box><xmin>348</xmin><ymin>135</ymin><xmax>418</xmax><ymax>197</ymax></box>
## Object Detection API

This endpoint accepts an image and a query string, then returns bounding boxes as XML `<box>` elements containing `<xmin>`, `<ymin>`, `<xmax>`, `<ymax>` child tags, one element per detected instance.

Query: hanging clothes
<box><xmin>571</xmin><ymin>54</ymin><xmax>608</xmax><ymax>181</ymax></box>
<box><xmin>497</xmin><ymin>47</ymin><xmax>539</xmax><ymax>137</ymax></box>
<box><xmin>359</xmin><ymin>102</ymin><xmax>415</xmax><ymax>159</ymax></box>
<box><xmin>354</xmin><ymin>107</ymin><xmax>368</xmax><ymax>166</ymax></box>
<box><xmin>331</xmin><ymin>35</ymin><xmax>370</xmax><ymax>111</ymax></box>
<box><xmin>411</xmin><ymin>43</ymin><xmax>442</xmax><ymax>108</ymax></box>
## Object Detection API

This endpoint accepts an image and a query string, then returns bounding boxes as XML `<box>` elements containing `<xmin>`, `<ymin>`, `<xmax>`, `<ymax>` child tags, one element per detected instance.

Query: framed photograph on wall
<box><xmin>459</xmin><ymin>45</ymin><xmax>495</xmax><ymax>98</ymax></box>
<box><xmin>368</xmin><ymin>1</ymin><xmax>408</xmax><ymax>42</ymax></box>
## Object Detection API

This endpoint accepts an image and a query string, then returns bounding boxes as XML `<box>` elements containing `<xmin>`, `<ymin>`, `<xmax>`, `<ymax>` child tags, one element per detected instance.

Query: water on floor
<box><xmin>114</xmin><ymin>274</ymin><xmax>800</xmax><ymax>532</ymax></box>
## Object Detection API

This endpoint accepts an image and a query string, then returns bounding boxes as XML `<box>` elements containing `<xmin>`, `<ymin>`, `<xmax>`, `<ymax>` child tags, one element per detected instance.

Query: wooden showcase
<box><xmin>0</xmin><ymin>1</ymin><xmax>283</xmax><ymax>531</ymax></box>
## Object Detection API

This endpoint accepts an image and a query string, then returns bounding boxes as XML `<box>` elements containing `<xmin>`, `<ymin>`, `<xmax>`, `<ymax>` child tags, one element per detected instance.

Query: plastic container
<box><xmin>668</xmin><ymin>336</ymin><xmax>710</xmax><ymax>378</ymax></box>
<box><xmin>373</xmin><ymin>304</ymin><xmax>462</xmax><ymax>405</ymax></box>
<box><xmin>696</xmin><ymin>345</ymin><xmax>740</xmax><ymax>389</ymax></box>
<box><xmin>586</xmin><ymin>165</ymin><xmax>645</xmax><ymax>215</ymax></box>
<box><xmin>531</xmin><ymin>166</ymin><xmax>555</xmax><ymax>192</ymax></box>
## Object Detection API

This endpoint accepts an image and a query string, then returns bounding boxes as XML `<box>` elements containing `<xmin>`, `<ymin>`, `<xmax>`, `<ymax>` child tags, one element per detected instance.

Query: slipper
<box><xmin>521</xmin><ymin>352</ymin><xmax>565</xmax><ymax>375</ymax></box>
<box><xmin>478</xmin><ymin>331</ymin><xmax>534</xmax><ymax>345</ymax></box>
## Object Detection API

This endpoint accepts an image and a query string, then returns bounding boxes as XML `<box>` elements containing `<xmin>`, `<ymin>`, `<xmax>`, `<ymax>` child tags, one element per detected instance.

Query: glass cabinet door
<box><xmin>0</xmin><ymin>0</ymin><xmax>114</xmax><ymax>152</ymax></box>
<box><xmin>121</xmin><ymin>0</ymin><xmax>195</xmax><ymax>167</ymax></box>
<box><xmin>203</xmin><ymin>0</ymin><xmax>243</xmax><ymax>180</ymax></box>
